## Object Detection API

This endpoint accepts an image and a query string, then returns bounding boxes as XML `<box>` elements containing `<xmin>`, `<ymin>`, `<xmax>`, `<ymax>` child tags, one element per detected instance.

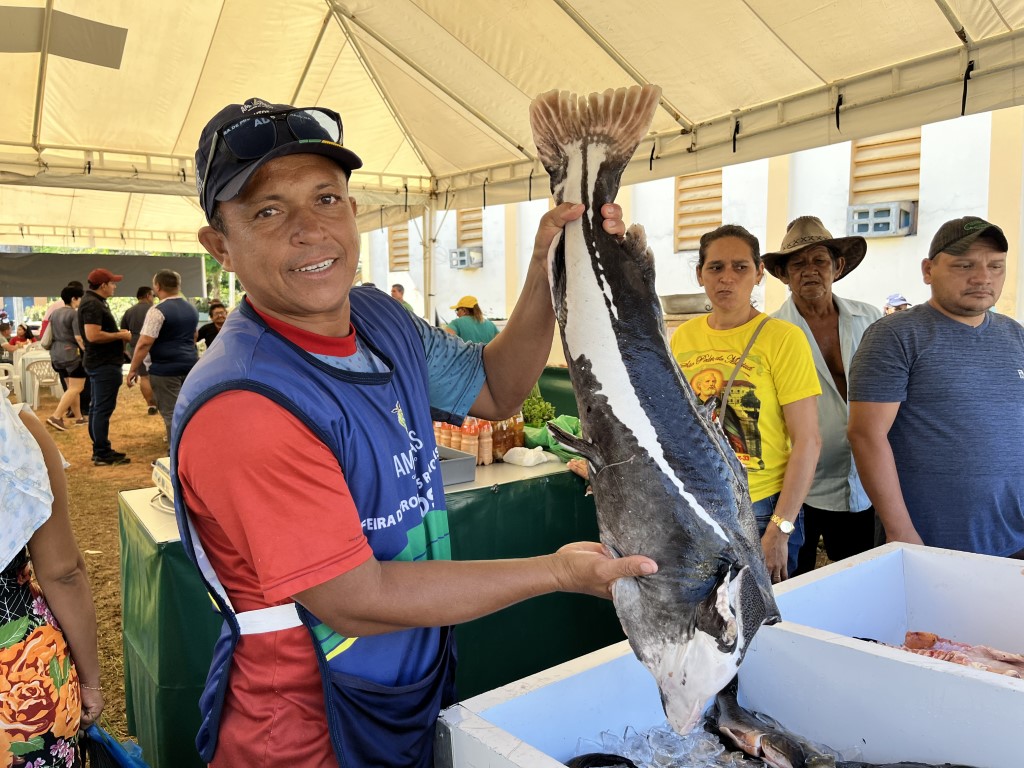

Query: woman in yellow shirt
<box><xmin>670</xmin><ymin>225</ymin><xmax>821</xmax><ymax>581</ymax></box>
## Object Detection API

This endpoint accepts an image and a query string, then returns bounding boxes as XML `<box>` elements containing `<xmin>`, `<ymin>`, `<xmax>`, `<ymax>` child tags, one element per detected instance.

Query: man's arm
<box><xmin>762</xmin><ymin>396</ymin><xmax>820</xmax><ymax>581</ymax></box>
<box><xmin>296</xmin><ymin>542</ymin><xmax>655</xmax><ymax>638</ymax></box>
<box><xmin>126</xmin><ymin>334</ymin><xmax>156</xmax><ymax>386</ymax></box>
<box><xmin>847</xmin><ymin>401</ymin><xmax>922</xmax><ymax>545</ymax></box>
<box><xmin>469</xmin><ymin>202</ymin><xmax>624</xmax><ymax>420</ymax></box>
<box><xmin>83</xmin><ymin>324</ymin><xmax>130</xmax><ymax>344</ymax></box>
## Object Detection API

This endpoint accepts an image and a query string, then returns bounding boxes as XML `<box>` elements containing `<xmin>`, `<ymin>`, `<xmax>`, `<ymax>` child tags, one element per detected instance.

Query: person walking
<box><xmin>45</xmin><ymin>285</ymin><xmax>89</xmax><ymax>431</ymax></box>
<box><xmin>127</xmin><ymin>269</ymin><xmax>199</xmax><ymax>440</ymax></box>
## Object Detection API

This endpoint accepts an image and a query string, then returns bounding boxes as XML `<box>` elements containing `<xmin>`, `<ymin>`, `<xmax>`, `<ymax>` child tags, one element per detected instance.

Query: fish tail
<box><xmin>530</xmin><ymin>85</ymin><xmax>662</xmax><ymax>203</ymax></box>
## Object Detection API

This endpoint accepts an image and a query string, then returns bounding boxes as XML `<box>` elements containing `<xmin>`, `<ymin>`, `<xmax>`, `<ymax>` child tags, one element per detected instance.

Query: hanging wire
<box><xmin>834</xmin><ymin>93</ymin><xmax>844</xmax><ymax>131</ymax></box>
<box><xmin>961</xmin><ymin>60</ymin><xmax>975</xmax><ymax>116</ymax></box>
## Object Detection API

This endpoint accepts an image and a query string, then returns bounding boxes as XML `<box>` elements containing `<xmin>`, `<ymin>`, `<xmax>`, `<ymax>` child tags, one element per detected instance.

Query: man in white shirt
<box><xmin>766</xmin><ymin>217</ymin><xmax>882</xmax><ymax>575</ymax></box>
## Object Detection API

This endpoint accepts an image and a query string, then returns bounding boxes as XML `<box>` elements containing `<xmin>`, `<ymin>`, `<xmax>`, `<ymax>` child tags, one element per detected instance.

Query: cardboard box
<box><xmin>439</xmin><ymin>445</ymin><xmax>476</xmax><ymax>486</ymax></box>
<box><xmin>437</xmin><ymin>543</ymin><xmax>1024</xmax><ymax>767</ymax></box>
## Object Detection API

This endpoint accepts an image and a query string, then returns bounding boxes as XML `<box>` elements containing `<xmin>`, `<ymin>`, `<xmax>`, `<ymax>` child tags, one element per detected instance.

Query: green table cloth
<box><xmin>118</xmin><ymin>464</ymin><xmax>624</xmax><ymax>767</ymax></box>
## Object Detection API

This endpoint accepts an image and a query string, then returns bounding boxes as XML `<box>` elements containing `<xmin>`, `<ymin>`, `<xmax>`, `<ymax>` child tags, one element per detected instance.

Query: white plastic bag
<box><xmin>501</xmin><ymin>446</ymin><xmax>560</xmax><ymax>467</ymax></box>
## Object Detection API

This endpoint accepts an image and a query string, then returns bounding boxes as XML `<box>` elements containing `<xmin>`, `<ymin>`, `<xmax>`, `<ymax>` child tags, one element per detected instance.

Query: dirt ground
<box><xmin>22</xmin><ymin>382</ymin><xmax>168</xmax><ymax>741</ymax></box>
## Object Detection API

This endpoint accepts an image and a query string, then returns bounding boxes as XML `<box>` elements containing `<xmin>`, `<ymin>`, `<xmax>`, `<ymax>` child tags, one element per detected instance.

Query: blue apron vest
<box><xmin>171</xmin><ymin>288</ymin><xmax>456</xmax><ymax>767</ymax></box>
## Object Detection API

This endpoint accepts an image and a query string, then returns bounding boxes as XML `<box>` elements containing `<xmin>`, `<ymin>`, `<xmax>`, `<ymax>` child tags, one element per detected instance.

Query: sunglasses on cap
<box><xmin>199</xmin><ymin>107</ymin><xmax>343</xmax><ymax>216</ymax></box>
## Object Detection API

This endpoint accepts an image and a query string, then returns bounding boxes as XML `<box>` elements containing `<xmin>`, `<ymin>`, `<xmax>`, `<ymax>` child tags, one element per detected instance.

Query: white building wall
<box><xmin>784</xmin><ymin>113</ymin><xmax>992</xmax><ymax>310</ymax></box>
<box><xmin>429</xmin><ymin>205</ymin><xmax>508</xmax><ymax>323</ymax></box>
<box><xmin>723</xmin><ymin>159</ymin><xmax>771</xmax><ymax>310</ymax></box>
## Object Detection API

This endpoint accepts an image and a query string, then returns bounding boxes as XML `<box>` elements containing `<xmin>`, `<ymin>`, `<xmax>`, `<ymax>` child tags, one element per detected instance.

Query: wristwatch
<box><xmin>770</xmin><ymin>514</ymin><xmax>795</xmax><ymax>535</ymax></box>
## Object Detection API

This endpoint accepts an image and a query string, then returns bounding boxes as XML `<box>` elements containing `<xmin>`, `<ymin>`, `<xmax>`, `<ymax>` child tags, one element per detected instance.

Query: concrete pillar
<box><xmin>988</xmin><ymin>106</ymin><xmax>1024</xmax><ymax>319</ymax></box>
<box><xmin>763</xmin><ymin>155</ymin><xmax>791</xmax><ymax>313</ymax></box>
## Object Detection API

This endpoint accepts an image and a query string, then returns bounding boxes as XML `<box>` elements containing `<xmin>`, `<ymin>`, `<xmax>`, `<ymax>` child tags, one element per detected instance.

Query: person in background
<box><xmin>41</xmin><ymin>281</ymin><xmax>92</xmax><ymax>417</ymax></box>
<box><xmin>40</xmin><ymin>281</ymin><xmax>84</xmax><ymax>338</ymax></box>
<box><xmin>849</xmin><ymin>216</ymin><xmax>1024</xmax><ymax>559</ymax></box>
<box><xmin>45</xmin><ymin>285</ymin><xmax>88</xmax><ymax>431</ymax></box>
<box><xmin>764</xmin><ymin>216</ymin><xmax>882</xmax><ymax>576</ymax></box>
<box><xmin>446</xmin><ymin>295</ymin><xmax>499</xmax><ymax>343</ymax></box>
<box><xmin>197</xmin><ymin>304</ymin><xmax>228</xmax><ymax>348</ymax></box>
<box><xmin>10</xmin><ymin>323</ymin><xmax>35</xmax><ymax>346</ymax></box>
<box><xmin>0</xmin><ymin>323</ymin><xmax>14</xmax><ymax>362</ymax></box>
<box><xmin>670</xmin><ymin>224</ymin><xmax>821</xmax><ymax>582</ymax></box>
<box><xmin>0</xmin><ymin>396</ymin><xmax>104</xmax><ymax>763</ymax></box>
<box><xmin>177</xmin><ymin>96</ymin><xmax>654</xmax><ymax>767</ymax></box>
<box><xmin>120</xmin><ymin>286</ymin><xmax>158</xmax><ymax>416</ymax></box>
<box><xmin>127</xmin><ymin>269</ymin><xmax>199</xmax><ymax>441</ymax></box>
<box><xmin>883</xmin><ymin>292</ymin><xmax>911</xmax><ymax>315</ymax></box>
<box><xmin>390</xmin><ymin>283</ymin><xmax>415</xmax><ymax>312</ymax></box>
<box><xmin>79</xmin><ymin>268</ymin><xmax>132</xmax><ymax>466</ymax></box>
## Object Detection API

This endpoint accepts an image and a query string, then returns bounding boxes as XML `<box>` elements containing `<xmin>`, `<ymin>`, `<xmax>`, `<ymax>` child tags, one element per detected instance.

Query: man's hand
<box><xmin>883</xmin><ymin>520</ymin><xmax>925</xmax><ymax>546</ymax></box>
<box><xmin>530</xmin><ymin>203</ymin><xmax>626</xmax><ymax>264</ymax></box>
<box><xmin>548</xmin><ymin>541</ymin><xmax>657</xmax><ymax>599</ymax></box>
<box><xmin>761</xmin><ymin>526</ymin><xmax>790</xmax><ymax>583</ymax></box>
<box><xmin>120</xmin><ymin>329</ymin><xmax>132</xmax><ymax>341</ymax></box>
<box><xmin>126</xmin><ymin>369</ymin><xmax>138</xmax><ymax>387</ymax></box>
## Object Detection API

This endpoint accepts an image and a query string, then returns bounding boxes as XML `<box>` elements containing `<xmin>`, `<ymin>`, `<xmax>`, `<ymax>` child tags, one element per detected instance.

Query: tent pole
<box><xmin>423</xmin><ymin>202</ymin><xmax>434</xmax><ymax>324</ymax></box>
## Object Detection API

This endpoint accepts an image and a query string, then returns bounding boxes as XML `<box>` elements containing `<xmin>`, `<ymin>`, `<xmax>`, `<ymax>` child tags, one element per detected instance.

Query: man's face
<box><xmin>198</xmin><ymin>154</ymin><xmax>359</xmax><ymax>335</ymax></box>
<box><xmin>923</xmin><ymin>242</ymin><xmax>1006</xmax><ymax>323</ymax></box>
<box><xmin>211</xmin><ymin>307</ymin><xmax>227</xmax><ymax>327</ymax></box>
<box><xmin>391</xmin><ymin>286</ymin><xmax>402</xmax><ymax>300</ymax></box>
<box><xmin>781</xmin><ymin>245</ymin><xmax>842</xmax><ymax>303</ymax></box>
<box><xmin>98</xmin><ymin>281</ymin><xmax>117</xmax><ymax>299</ymax></box>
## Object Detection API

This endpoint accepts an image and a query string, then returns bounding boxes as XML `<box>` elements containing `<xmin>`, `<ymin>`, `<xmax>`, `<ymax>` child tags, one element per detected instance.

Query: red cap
<box><xmin>87</xmin><ymin>268</ymin><xmax>123</xmax><ymax>285</ymax></box>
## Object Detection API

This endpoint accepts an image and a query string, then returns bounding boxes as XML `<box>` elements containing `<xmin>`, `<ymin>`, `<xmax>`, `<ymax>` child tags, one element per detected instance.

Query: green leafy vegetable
<box><xmin>522</xmin><ymin>394</ymin><xmax>556</xmax><ymax>426</ymax></box>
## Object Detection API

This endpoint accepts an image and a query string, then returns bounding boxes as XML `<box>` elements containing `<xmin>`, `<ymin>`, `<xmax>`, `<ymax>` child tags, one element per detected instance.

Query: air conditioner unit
<box><xmin>847</xmin><ymin>201</ymin><xmax>917</xmax><ymax>238</ymax></box>
<box><xmin>449</xmin><ymin>246</ymin><xmax>483</xmax><ymax>269</ymax></box>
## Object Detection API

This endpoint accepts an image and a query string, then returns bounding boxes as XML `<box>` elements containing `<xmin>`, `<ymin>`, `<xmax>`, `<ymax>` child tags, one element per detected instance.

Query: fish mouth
<box><xmin>292</xmin><ymin>258</ymin><xmax>336</xmax><ymax>274</ymax></box>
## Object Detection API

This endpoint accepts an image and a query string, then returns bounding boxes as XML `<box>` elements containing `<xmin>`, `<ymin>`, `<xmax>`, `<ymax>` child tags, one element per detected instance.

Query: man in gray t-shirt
<box><xmin>848</xmin><ymin>216</ymin><xmax>1024</xmax><ymax>558</ymax></box>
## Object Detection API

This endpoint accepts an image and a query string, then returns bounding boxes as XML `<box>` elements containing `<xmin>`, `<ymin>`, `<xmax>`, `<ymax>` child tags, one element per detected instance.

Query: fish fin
<box><xmin>530</xmin><ymin>85</ymin><xmax>662</xmax><ymax>202</ymax></box>
<box><xmin>547</xmin><ymin>422</ymin><xmax>604</xmax><ymax>470</ymax></box>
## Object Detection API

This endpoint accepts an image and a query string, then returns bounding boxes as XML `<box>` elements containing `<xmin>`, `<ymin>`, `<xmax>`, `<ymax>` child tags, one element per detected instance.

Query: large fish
<box><xmin>529</xmin><ymin>85</ymin><xmax>780</xmax><ymax>734</ymax></box>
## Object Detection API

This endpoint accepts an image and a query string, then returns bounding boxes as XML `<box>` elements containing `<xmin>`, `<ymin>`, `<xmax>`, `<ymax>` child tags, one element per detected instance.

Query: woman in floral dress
<box><xmin>1</xmin><ymin>397</ymin><xmax>103</xmax><ymax>767</ymax></box>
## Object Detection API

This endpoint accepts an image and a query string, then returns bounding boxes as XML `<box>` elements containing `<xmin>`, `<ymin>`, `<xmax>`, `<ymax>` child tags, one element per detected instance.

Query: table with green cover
<box><xmin>118</xmin><ymin>464</ymin><xmax>624</xmax><ymax>768</ymax></box>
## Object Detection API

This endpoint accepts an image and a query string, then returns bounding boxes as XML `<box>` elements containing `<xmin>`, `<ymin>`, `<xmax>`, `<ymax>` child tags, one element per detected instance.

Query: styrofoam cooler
<box><xmin>437</xmin><ymin>543</ymin><xmax>1024</xmax><ymax>767</ymax></box>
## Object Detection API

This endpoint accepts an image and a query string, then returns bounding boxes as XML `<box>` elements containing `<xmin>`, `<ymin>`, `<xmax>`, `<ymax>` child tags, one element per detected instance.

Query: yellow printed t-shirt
<box><xmin>669</xmin><ymin>313</ymin><xmax>820</xmax><ymax>502</ymax></box>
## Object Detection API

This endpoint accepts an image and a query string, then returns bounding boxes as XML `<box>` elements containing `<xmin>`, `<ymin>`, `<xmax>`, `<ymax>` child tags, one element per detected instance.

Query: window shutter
<box><xmin>389</xmin><ymin>223</ymin><xmax>410</xmax><ymax>272</ymax></box>
<box><xmin>457</xmin><ymin>208</ymin><xmax>484</xmax><ymax>249</ymax></box>
<box><xmin>851</xmin><ymin>129</ymin><xmax>921</xmax><ymax>205</ymax></box>
<box><xmin>675</xmin><ymin>170</ymin><xmax>722</xmax><ymax>253</ymax></box>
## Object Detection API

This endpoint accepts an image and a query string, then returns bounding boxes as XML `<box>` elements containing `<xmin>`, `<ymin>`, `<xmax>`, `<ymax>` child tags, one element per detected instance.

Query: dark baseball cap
<box><xmin>928</xmin><ymin>216</ymin><xmax>1008</xmax><ymax>259</ymax></box>
<box><xmin>195</xmin><ymin>97</ymin><xmax>363</xmax><ymax>222</ymax></box>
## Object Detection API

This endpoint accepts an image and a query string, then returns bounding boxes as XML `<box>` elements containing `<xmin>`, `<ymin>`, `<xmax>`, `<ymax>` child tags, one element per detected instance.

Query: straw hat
<box><xmin>763</xmin><ymin>216</ymin><xmax>866</xmax><ymax>281</ymax></box>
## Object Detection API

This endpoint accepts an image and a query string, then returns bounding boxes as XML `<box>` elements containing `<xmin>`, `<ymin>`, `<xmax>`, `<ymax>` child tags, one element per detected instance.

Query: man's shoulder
<box><xmin>834</xmin><ymin>294</ymin><xmax>883</xmax><ymax>320</ymax></box>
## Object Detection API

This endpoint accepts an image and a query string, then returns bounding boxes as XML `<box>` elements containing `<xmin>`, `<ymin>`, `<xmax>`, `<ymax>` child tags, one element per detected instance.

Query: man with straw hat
<box><xmin>765</xmin><ymin>216</ymin><xmax>882</xmax><ymax>574</ymax></box>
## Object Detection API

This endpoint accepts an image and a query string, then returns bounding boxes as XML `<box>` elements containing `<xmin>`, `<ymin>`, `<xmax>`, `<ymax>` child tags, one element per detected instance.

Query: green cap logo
<box><xmin>963</xmin><ymin>219</ymin><xmax>990</xmax><ymax>232</ymax></box>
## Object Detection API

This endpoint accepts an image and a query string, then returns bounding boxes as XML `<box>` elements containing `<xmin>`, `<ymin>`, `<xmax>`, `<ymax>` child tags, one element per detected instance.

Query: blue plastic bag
<box><xmin>80</xmin><ymin>724</ymin><xmax>149</xmax><ymax>767</ymax></box>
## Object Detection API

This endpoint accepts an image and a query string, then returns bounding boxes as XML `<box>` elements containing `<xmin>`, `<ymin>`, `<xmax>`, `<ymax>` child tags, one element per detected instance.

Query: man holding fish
<box><xmin>169</xmin><ymin>97</ymin><xmax>657</xmax><ymax>767</ymax></box>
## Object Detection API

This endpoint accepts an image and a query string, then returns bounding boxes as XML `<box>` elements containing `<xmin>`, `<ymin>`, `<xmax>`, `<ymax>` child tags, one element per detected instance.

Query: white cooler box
<box><xmin>437</xmin><ymin>543</ymin><xmax>1024</xmax><ymax>768</ymax></box>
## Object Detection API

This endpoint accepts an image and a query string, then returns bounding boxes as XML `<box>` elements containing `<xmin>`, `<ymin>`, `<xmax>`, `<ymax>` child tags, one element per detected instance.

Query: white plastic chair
<box><xmin>25</xmin><ymin>359</ymin><xmax>64</xmax><ymax>410</ymax></box>
<box><xmin>0</xmin><ymin>363</ymin><xmax>14</xmax><ymax>397</ymax></box>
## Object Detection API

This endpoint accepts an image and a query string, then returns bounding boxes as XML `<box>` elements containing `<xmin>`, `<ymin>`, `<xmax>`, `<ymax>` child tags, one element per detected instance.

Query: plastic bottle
<box><xmin>513</xmin><ymin>412</ymin><xmax>526</xmax><ymax>448</ymax></box>
<box><xmin>491</xmin><ymin>419</ymin><xmax>508</xmax><ymax>461</ymax></box>
<box><xmin>451</xmin><ymin>424</ymin><xmax>463</xmax><ymax>452</ymax></box>
<box><xmin>440</xmin><ymin>423</ymin><xmax>452</xmax><ymax>448</ymax></box>
<box><xmin>478</xmin><ymin>421</ymin><xmax>493</xmax><ymax>465</ymax></box>
<box><xmin>461</xmin><ymin>424</ymin><xmax>478</xmax><ymax>462</ymax></box>
<box><xmin>433</xmin><ymin>421</ymin><xmax>442</xmax><ymax>445</ymax></box>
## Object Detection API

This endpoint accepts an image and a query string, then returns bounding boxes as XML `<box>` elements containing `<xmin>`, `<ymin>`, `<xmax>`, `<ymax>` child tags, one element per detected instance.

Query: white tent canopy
<box><xmin>2</xmin><ymin>0</ymin><xmax>1023</xmax><ymax>253</ymax></box>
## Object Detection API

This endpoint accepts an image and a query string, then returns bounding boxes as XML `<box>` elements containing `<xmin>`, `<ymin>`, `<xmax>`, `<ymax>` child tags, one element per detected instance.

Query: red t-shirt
<box><xmin>178</xmin><ymin>310</ymin><xmax>373</xmax><ymax>767</ymax></box>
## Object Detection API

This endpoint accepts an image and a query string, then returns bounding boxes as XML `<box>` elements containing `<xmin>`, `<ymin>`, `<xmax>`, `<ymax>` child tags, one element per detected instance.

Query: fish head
<box><xmin>645</xmin><ymin>563</ymin><xmax>773</xmax><ymax>735</ymax></box>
